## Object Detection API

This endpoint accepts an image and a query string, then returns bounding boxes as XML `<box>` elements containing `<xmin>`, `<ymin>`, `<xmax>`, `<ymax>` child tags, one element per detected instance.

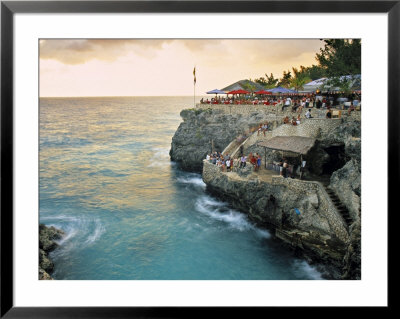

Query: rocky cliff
<box><xmin>39</xmin><ymin>224</ymin><xmax>64</xmax><ymax>280</ymax></box>
<box><xmin>169</xmin><ymin>108</ymin><xmax>277</xmax><ymax>171</ymax></box>
<box><xmin>170</xmin><ymin>107</ymin><xmax>361</xmax><ymax>279</ymax></box>
<box><xmin>202</xmin><ymin>161</ymin><xmax>350</xmax><ymax>279</ymax></box>
<box><xmin>329</xmin><ymin>158</ymin><xmax>361</xmax><ymax>279</ymax></box>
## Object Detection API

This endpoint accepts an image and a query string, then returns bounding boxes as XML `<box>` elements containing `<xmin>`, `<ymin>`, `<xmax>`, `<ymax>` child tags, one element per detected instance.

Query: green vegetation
<box><xmin>316</xmin><ymin>39</ymin><xmax>361</xmax><ymax>78</ymax></box>
<box><xmin>317</xmin><ymin>39</ymin><xmax>361</xmax><ymax>90</ymax></box>
<box><xmin>251</xmin><ymin>39</ymin><xmax>361</xmax><ymax>91</ymax></box>
<box><xmin>254</xmin><ymin>73</ymin><xmax>279</xmax><ymax>88</ymax></box>
<box><xmin>278</xmin><ymin>70</ymin><xmax>292</xmax><ymax>88</ymax></box>
<box><xmin>195</xmin><ymin>128</ymin><xmax>203</xmax><ymax>139</ymax></box>
<box><xmin>240</xmin><ymin>81</ymin><xmax>258</xmax><ymax>93</ymax></box>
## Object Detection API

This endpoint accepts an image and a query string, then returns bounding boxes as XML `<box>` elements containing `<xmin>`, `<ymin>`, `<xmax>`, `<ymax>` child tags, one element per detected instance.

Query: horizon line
<box><xmin>39</xmin><ymin>94</ymin><xmax>210</xmax><ymax>98</ymax></box>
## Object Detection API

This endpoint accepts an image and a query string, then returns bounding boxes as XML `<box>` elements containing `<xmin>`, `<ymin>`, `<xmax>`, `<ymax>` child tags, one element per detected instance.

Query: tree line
<box><xmin>246</xmin><ymin>39</ymin><xmax>361</xmax><ymax>92</ymax></box>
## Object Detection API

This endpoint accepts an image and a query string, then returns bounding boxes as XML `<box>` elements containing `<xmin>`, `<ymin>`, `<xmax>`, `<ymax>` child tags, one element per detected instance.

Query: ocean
<box><xmin>39</xmin><ymin>96</ymin><xmax>322</xmax><ymax>280</ymax></box>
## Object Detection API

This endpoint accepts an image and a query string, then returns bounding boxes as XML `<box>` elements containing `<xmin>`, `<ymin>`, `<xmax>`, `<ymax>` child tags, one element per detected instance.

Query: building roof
<box><xmin>257</xmin><ymin>136</ymin><xmax>316</xmax><ymax>155</ymax></box>
<box><xmin>221</xmin><ymin>79</ymin><xmax>265</xmax><ymax>92</ymax></box>
<box><xmin>267</xmin><ymin>86</ymin><xmax>297</xmax><ymax>94</ymax></box>
<box><xmin>301</xmin><ymin>74</ymin><xmax>361</xmax><ymax>93</ymax></box>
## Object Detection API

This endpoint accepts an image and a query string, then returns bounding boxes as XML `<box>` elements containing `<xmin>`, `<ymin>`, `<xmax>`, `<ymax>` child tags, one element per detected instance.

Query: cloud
<box><xmin>40</xmin><ymin>39</ymin><xmax>324</xmax><ymax>69</ymax></box>
<box><xmin>40</xmin><ymin>39</ymin><xmax>174</xmax><ymax>64</ymax></box>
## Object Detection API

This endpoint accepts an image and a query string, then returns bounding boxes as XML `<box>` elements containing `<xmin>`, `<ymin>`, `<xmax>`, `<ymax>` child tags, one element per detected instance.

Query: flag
<box><xmin>193</xmin><ymin>67</ymin><xmax>196</xmax><ymax>84</ymax></box>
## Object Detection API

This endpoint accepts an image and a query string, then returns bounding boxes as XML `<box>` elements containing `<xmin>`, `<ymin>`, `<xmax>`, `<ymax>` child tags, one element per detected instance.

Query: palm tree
<box><xmin>290</xmin><ymin>76</ymin><xmax>311</xmax><ymax>92</ymax></box>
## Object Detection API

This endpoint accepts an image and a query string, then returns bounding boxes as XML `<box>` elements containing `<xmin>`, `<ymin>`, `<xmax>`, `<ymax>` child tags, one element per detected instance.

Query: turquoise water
<box><xmin>39</xmin><ymin>96</ymin><xmax>322</xmax><ymax>280</ymax></box>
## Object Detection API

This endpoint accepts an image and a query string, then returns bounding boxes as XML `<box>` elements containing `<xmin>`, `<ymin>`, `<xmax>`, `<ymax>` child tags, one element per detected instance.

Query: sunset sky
<box><xmin>39</xmin><ymin>39</ymin><xmax>324</xmax><ymax>97</ymax></box>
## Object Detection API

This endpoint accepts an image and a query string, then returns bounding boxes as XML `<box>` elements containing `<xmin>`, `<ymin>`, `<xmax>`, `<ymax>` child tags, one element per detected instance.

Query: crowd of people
<box><xmin>199</xmin><ymin>94</ymin><xmax>361</xmax><ymax>110</ymax></box>
<box><xmin>205</xmin><ymin>152</ymin><xmax>263</xmax><ymax>172</ymax></box>
<box><xmin>200</xmin><ymin>96</ymin><xmax>282</xmax><ymax>105</ymax></box>
<box><xmin>282</xmin><ymin>114</ymin><xmax>302</xmax><ymax>125</ymax></box>
<box><xmin>275</xmin><ymin>159</ymin><xmax>297</xmax><ymax>178</ymax></box>
<box><xmin>257</xmin><ymin>122</ymin><xmax>270</xmax><ymax>136</ymax></box>
<box><xmin>206</xmin><ymin>151</ymin><xmax>300</xmax><ymax>179</ymax></box>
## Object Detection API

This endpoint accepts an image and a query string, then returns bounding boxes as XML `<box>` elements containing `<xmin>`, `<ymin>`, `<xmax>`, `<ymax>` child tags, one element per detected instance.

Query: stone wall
<box><xmin>203</xmin><ymin>160</ymin><xmax>349</xmax><ymax>243</ymax></box>
<box><xmin>271</xmin><ymin>176</ymin><xmax>349</xmax><ymax>242</ymax></box>
<box><xmin>202</xmin><ymin>160</ymin><xmax>351</xmax><ymax>271</ymax></box>
<box><xmin>196</xmin><ymin>104</ymin><xmax>281</xmax><ymax>116</ymax></box>
<box><xmin>271</xmin><ymin>118</ymin><xmax>344</xmax><ymax>138</ymax></box>
<box><xmin>196</xmin><ymin>103</ymin><xmax>361</xmax><ymax>121</ymax></box>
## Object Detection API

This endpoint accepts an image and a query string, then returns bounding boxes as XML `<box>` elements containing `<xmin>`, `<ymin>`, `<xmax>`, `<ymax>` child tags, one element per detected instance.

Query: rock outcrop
<box><xmin>329</xmin><ymin>158</ymin><xmax>361</xmax><ymax>279</ymax></box>
<box><xmin>170</xmin><ymin>108</ymin><xmax>277</xmax><ymax>171</ymax></box>
<box><xmin>170</xmin><ymin>106</ymin><xmax>362</xmax><ymax>279</ymax></box>
<box><xmin>39</xmin><ymin>224</ymin><xmax>64</xmax><ymax>280</ymax></box>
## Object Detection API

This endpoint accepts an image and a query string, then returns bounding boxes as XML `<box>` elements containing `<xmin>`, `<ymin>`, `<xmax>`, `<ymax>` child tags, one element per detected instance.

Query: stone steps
<box><xmin>222</xmin><ymin>140</ymin><xmax>241</xmax><ymax>156</ymax></box>
<box><xmin>325</xmin><ymin>187</ymin><xmax>353</xmax><ymax>227</ymax></box>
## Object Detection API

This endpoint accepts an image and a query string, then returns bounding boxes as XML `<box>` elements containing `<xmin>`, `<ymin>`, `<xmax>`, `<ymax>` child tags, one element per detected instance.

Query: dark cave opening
<box><xmin>322</xmin><ymin>145</ymin><xmax>347</xmax><ymax>175</ymax></box>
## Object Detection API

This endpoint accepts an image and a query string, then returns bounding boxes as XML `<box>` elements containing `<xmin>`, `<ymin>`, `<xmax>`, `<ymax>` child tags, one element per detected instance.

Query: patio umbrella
<box><xmin>267</xmin><ymin>87</ymin><xmax>297</xmax><ymax>94</ymax></box>
<box><xmin>255</xmin><ymin>89</ymin><xmax>272</xmax><ymax>95</ymax></box>
<box><xmin>227</xmin><ymin>89</ymin><xmax>250</xmax><ymax>94</ymax></box>
<box><xmin>206</xmin><ymin>89</ymin><xmax>226</xmax><ymax>94</ymax></box>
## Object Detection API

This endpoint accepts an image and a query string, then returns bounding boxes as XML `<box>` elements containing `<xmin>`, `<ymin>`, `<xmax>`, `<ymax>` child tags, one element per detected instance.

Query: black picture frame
<box><xmin>1</xmin><ymin>0</ymin><xmax>396</xmax><ymax>317</ymax></box>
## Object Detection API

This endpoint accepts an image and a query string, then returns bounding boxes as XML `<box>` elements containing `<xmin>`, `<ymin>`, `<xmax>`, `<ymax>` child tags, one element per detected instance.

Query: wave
<box><xmin>85</xmin><ymin>219</ymin><xmax>105</xmax><ymax>245</ymax></box>
<box><xmin>194</xmin><ymin>195</ymin><xmax>270</xmax><ymax>238</ymax></box>
<box><xmin>147</xmin><ymin>161</ymin><xmax>173</xmax><ymax>168</ymax></box>
<box><xmin>177</xmin><ymin>175</ymin><xmax>206</xmax><ymax>188</ymax></box>
<box><xmin>151</xmin><ymin>147</ymin><xmax>170</xmax><ymax>159</ymax></box>
<box><xmin>147</xmin><ymin>147</ymin><xmax>172</xmax><ymax>168</ymax></box>
<box><xmin>42</xmin><ymin>214</ymin><xmax>106</xmax><ymax>256</ymax></box>
<box><xmin>293</xmin><ymin>260</ymin><xmax>324</xmax><ymax>280</ymax></box>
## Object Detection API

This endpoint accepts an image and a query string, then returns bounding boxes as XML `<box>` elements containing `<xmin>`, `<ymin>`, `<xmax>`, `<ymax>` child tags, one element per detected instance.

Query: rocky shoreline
<box><xmin>170</xmin><ymin>107</ymin><xmax>361</xmax><ymax>279</ymax></box>
<box><xmin>39</xmin><ymin>224</ymin><xmax>64</xmax><ymax>280</ymax></box>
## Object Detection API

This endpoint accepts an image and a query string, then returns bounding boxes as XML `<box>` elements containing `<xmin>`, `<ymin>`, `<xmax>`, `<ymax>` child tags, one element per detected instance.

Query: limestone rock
<box><xmin>39</xmin><ymin>224</ymin><xmax>64</xmax><ymax>280</ymax></box>
<box><xmin>170</xmin><ymin>108</ymin><xmax>280</xmax><ymax>172</ymax></box>
<box><xmin>330</xmin><ymin>159</ymin><xmax>361</xmax><ymax>220</ymax></box>
<box><xmin>237</xmin><ymin>165</ymin><xmax>253</xmax><ymax>177</ymax></box>
<box><xmin>39</xmin><ymin>248</ymin><xmax>54</xmax><ymax>273</ymax></box>
<box><xmin>341</xmin><ymin>219</ymin><xmax>361</xmax><ymax>279</ymax></box>
<box><xmin>39</xmin><ymin>267</ymin><xmax>53</xmax><ymax>280</ymax></box>
<box><xmin>39</xmin><ymin>224</ymin><xmax>64</xmax><ymax>252</ymax></box>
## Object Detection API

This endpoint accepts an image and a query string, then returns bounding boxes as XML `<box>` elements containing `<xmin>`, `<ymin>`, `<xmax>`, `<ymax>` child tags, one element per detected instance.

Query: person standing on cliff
<box><xmin>250</xmin><ymin>153</ymin><xmax>257</xmax><ymax>170</ymax></box>
<box><xmin>283</xmin><ymin>160</ymin><xmax>289</xmax><ymax>178</ymax></box>
<box><xmin>253</xmin><ymin>153</ymin><xmax>258</xmax><ymax>171</ymax></box>
<box><xmin>226</xmin><ymin>158</ymin><xmax>231</xmax><ymax>172</ymax></box>
<box><xmin>240</xmin><ymin>154</ymin><xmax>247</xmax><ymax>168</ymax></box>
<box><xmin>326</xmin><ymin>109</ymin><xmax>332</xmax><ymax>118</ymax></box>
<box><xmin>282</xmin><ymin>96</ymin><xmax>291</xmax><ymax>111</ymax></box>
<box><xmin>257</xmin><ymin>154</ymin><xmax>262</xmax><ymax>171</ymax></box>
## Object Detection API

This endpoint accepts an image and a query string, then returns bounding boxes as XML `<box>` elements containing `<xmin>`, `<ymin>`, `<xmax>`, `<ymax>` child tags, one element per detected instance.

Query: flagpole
<box><xmin>193</xmin><ymin>66</ymin><xmax>196</xmax><ymax>108</ymax></box>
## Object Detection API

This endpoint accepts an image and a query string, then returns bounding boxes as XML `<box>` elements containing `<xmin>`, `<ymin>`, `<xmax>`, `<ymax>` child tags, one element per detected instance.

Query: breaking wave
<box><xmin>194</xmin><ymin>195</ymin><xmax>270</xmax><ymax>238</ymax></box>
<box><xmin>177</xmin><ymin>175</ymin><xmax>206</xmax><ymax>188</ymax></box>
<box><xmin>42</xmin><ymin>214</ymin><xmax>106</xmax><ymax>256</ymax></box>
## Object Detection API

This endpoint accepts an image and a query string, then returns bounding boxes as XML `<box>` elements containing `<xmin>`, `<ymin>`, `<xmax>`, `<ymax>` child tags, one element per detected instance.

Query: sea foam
<box><xmin>195</xmin><ymin>195</ymin><xmax>270</xmax><ymax>237</ymax></box>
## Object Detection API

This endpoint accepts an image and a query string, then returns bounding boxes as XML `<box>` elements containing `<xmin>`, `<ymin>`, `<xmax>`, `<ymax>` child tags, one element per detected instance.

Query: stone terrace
<box><xmin>195</xmin><ymin>103</ymin><xmax>361</xmax><ymax>121</ymax></box>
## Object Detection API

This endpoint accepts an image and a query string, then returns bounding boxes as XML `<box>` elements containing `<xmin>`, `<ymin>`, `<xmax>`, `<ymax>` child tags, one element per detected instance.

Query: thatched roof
<box><xmin>257</xmin><ymin>136</ymin><xmax>316</xmax><ymax>155</ymax></box>
<box><xmin>221</xmin><ymin>79</ymin><xmax>265</xmax><ymax>92</ymax></box>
